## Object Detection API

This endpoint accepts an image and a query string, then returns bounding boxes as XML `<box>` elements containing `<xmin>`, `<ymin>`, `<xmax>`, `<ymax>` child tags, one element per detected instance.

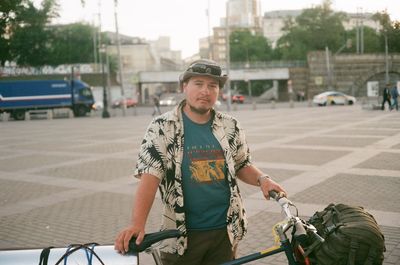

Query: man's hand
<box><xmin>259</xmin><ymin>177</ymin><xmax>287</xmax><ymax>200</ymax></box>
<box><xmin>114</xmin><ymin>225</ymin><xmax>145</xmax><ymax>254</ymax></box>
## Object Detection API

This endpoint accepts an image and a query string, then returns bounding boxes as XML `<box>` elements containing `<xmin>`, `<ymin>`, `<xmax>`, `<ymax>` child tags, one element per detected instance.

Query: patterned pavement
<box><xmin>0</xmin><ymin>104</ymin><xmax>399</xmax><ymax>264</ymax></box>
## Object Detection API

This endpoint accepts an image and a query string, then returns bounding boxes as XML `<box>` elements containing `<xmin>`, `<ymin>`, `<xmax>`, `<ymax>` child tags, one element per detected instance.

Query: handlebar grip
<box><xmin>128</xmin><ymin>230</ymin><xmax>182</xmax><ymax>253</ymax></box>
<box><xmin>268</xmin><ymin>190</ymin><xmax>279</xmax><ymax>200</ymax></box>
<box><xmin>294</xmin><ymin>220</ymin><xmax>308</xmax><ymax>245</ymax></box>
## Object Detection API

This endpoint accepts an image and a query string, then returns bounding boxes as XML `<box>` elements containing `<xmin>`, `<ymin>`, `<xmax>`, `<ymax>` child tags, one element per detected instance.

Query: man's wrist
<box><xmin>257</xmin><ymin>175</ymin><xmax>270</xmax><ymax>186</ymax></box>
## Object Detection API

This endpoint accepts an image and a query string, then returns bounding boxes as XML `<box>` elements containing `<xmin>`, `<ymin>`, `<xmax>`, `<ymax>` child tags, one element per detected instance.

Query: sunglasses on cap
<box><xmin>186</xmin><ymin>63</ymin><xmax>222</xmax><ymax>77</ymax></box>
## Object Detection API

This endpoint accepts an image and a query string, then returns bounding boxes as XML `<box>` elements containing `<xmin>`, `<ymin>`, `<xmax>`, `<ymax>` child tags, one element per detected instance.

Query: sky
<box><xmin>35</xmin><ymin>0</ymin><xmax>400</xmax><ymax>58</ymax></box>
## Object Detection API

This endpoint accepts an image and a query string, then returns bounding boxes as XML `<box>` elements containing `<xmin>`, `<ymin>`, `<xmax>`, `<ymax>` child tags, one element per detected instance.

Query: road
<box><xmin>1</xmin><ymin>103</ymin><xmax>399</xmax><ymax>264</ymax></box>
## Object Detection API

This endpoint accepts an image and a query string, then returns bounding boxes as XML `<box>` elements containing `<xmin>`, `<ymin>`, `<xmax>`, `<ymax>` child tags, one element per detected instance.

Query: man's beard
<box><xmin>188</xmin><ymin>103</ymin><xmax>210</xmax><ymax>115</ymax></box>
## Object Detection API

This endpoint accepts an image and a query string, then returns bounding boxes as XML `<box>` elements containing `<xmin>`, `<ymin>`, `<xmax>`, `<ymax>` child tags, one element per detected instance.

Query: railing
<box><xmin>228</xmin><ymin>60</ymin><xmax>307</xmax><ymax>70</ymax></box>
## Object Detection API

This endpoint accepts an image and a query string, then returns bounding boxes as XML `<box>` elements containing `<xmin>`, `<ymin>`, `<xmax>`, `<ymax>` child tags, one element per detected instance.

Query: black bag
<box><xmin>308</xmin><ymin>203</ymin><xmax>385</xmax><ymax>265</ymax></box>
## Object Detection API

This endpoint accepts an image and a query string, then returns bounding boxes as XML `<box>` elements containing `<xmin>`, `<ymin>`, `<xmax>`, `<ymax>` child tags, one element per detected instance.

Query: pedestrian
<box><xmin>152</xmin><ymin>95</ymin><xmax>162</xmax><ymax>116</ymax></box>
<box><xmin>114</xmin><ymin>59</ymin><xmax>287</xmax><ymax>265</ymax></box>
<box><xmin>390</xmin><ymin>84</ymin><xmax>399</xmax><ymax>111</ymax></box>
<box><xmin>381</xmin><ymin>84</ymin><xmax>392</xmax><ymax>111</ymax></box>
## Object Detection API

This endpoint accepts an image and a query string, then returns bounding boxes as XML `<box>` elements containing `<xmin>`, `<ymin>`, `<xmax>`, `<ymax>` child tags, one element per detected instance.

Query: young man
<box><xmin>114</xmin><ymin>59</ymin><xmax>286</xmax><ymax>265</ymax></box>
<box><xmin>381</xmin><ymin>84</ymin><xmax>392</xmax><ymax>110</ymax></box>
<box><xmin>390</xmin><ymin>84</ymin><xmax>399</xmax><ymax>111</ymax></box>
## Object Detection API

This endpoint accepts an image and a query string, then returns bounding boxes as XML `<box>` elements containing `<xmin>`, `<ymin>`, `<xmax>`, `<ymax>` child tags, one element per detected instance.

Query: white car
<box><xmin>313</xmin><ymin>91</ymin><xmax>356</xmax><ymax>106</ymax></box>
<box><xmin>159</xmin><ymin>96</ymin><xmax>177</xmax><ymax>106</ymax></box>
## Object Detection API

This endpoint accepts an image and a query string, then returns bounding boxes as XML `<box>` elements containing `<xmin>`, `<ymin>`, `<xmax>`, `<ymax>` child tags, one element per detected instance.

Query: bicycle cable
<box><xmin>53</xmin><ymin>243</ymin><xmax>105</xmax><ymax>265</ymax></box>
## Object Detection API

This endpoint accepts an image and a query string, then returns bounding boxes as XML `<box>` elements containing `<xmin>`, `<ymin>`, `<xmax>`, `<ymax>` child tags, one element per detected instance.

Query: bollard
<box><xmin>233</xmin><ymin>103</ymin><xmax>238</xmax><ymax>111</ymax></box>
<box><xmin>1</xmin><ymin>112</ymin><xmax>10</xmax><ymax>122</ymax></box>
<box><xmin>48</xmin><ymin>110</ymin><xmax>53</xmax><ymax>120</ymax></box>
<box><xmin>271</xmin><ymin>100</ymin><xmax>276</xmax><ymax>109</ymax></box>
<box><xmin>25</xmin><ymin>111</ymin><xmax>30</xmax><ymax>121</ymax></box>
<box><xmin>68</xmin><ymin>109</ymin><xmax>74</xmax><ymax>118</ymax></box>
<box><xmin>252</xmin><ymin>101</ymin><xmax>257</xmax><ymax>110</ymax></box>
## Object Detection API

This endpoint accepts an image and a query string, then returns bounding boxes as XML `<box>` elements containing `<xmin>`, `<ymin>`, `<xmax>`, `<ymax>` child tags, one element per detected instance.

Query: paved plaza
<box><xmin>0</xmin><ymin>103</ymin><xmax>400</xmax><ymax>265</ymax></box>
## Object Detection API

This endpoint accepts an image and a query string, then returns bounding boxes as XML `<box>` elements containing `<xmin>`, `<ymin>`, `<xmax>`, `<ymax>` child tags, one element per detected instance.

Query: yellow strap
<box><xmin>272</xmin><ymin>220</ymin><xmax>288</xmax><ymax>245</ymax></box>
<box><xmin>260</xmin><ymin>245</ymin><xmax>281</xmax><ymax>255</ymax></box>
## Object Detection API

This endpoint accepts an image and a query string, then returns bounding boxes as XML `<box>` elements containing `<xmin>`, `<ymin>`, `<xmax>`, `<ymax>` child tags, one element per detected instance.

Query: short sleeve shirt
<box><xmin>134</xmin><ymin>100</ymin><xmax>251</xmax><ymax>255</ymax></box>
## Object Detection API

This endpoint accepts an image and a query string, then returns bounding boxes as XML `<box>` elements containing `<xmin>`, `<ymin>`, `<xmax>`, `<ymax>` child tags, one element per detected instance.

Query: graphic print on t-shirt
<box><xmin>186</xmin><ymin>145</ymin><xmax>225</xmax><ymax>183</ymax></box>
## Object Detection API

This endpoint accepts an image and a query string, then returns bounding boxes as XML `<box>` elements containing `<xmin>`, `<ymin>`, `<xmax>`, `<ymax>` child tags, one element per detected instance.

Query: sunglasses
<box><xmin>187</xmin><ymin>63</ymin><xmax>222</xmax><ymax>77</ymax></box>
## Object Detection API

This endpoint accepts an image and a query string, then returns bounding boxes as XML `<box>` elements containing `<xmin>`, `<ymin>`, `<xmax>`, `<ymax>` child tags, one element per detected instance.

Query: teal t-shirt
<box><xmin>182</xmin><ymin>111</ymin><xmax>231</xmax><ymax>230</ymax></box>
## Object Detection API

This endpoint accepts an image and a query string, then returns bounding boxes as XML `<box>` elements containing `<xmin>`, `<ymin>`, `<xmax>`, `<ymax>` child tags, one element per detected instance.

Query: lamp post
<box><xmin>384</xmin><ymin>31</ymin><xmax>389</xmax><ymax>84</ymax></box>
<box><xmin>100</xmin><ymin>45</ymin><xmax>110</xmax><ymax>118</ymax></box>
<box><xmin>114</xmin><ymin>0</ymin><xmax>126</xmax><ymax>116</ymax></box>
<box><xmin>225</xmin><ymin>1</ymin><xmax>232</xmax><ymax>112</ymax></box>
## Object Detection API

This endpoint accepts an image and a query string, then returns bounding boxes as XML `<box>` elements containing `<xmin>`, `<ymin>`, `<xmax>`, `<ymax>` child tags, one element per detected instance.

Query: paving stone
<box><xmin>37</xmin><ymin>158</ymin><xmax>135</xmax><ymax>182</ymax></box>
<box><xmin>252</xmin><ymin>147</ymin><xmax>350</xmax><ymax>166</ymax></box>
<box><xmin>356</xmin><ymin>152</ymin><xmax>400</xmax><ymax>171</ymax></box>
<box><xmin>0</xmin><ymin>154</ymin><xmax>79</xmax><ymax>172</ymax></box>
<box><xmin>1</xmin><ymin>105</ymin><xmax>399</xmax><ymax>265</ymax></box>
<box><xmin>291</xmin><ymin>173</ymin><xmax>400</xmax><ymax>212</ymax></box>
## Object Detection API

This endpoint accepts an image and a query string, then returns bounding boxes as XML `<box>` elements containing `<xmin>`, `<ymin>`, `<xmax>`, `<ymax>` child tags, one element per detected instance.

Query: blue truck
<box><xmin>0</xmin><ymin>79</ymin><xmax>95</xmax><ymax>120</ymax></box>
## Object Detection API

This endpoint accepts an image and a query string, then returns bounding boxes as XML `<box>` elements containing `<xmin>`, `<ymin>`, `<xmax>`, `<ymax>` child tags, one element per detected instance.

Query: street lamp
<box><xmin>384</xmin><ymin>31</ymin><xmax>389</xmax><ymax>84</ymax></box>
<box><xmin>113</xmin><ymin>0</ymin><xmax>126</xmax><ymax>116</ymax></box>
<box><xmin>225</xmin><ymin>1</ymin><xmax>232</xmax><ymax>112</ymax></box>
<box><xmin>99</xmin><ymin>45</ymin><xmax>110</xmax><ymax>118</ymax></box>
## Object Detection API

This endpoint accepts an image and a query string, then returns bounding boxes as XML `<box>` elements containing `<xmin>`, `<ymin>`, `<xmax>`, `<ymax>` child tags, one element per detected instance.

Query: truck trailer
<box><xmin>0</xmin><ymin>79</ymin><xmax>95</xmax><ymax>120</ymax></box>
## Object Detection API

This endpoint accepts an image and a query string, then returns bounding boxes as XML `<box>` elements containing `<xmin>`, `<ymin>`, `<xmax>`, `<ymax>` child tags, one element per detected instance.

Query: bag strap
<box><xmin>347</xmin><ymin>239</ymin><xmax>359</xmax><ymax>265</ymax></box>
<box><xmin>38</xmin><ymin>247</ymin><xmax>54</xmax><ymax>265</ymax></box>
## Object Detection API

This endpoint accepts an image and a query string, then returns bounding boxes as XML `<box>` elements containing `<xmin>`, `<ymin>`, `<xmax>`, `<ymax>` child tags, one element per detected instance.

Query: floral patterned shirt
<box><xmin>134</xmin><ymin>100</ymin><xmax>251</xmax><ymax>255</ymax></box>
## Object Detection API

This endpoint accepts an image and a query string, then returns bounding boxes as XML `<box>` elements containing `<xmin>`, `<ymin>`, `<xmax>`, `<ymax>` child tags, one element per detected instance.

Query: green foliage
<box><xmin>230</xmin><ymin>29</ymin><xmax>273</xmax><ymax>62</ymax></box>
<box><xmin>275</xmin><ymin>1</ymin><xmax>347</xmax><ymax>60</ymax></box>
<box><xmin>47</xmin><ymin>23</ymin><xmax>98</xmax><ymax>65</ymax></box>
<box><xmin>344</xmin><ymin>26</ymin><xmax>381</xmax><ymax>54</ymax></box>
<box><xmin>3</xmin><ymin>0</ymin><xmax>100</xmax><ymax>67</ymax></box>
<box><xmin>0</xmin><ymin>0</ymin><xmax>28</xmax><ymax>65</ymax></box>
<box><xmin>373</xmin><ymin>11</ymin><xmax>400</xmax><ymax>53</ymax></box>
<box><xmin>6</xmin><ymin>0</ymin><xmax>58</xmax><ymax>66</ymax></box>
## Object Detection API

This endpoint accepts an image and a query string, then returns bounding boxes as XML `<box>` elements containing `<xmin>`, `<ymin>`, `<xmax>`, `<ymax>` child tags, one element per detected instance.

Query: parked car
<box><xmin>232</xmin><ymin>94</ymin><xmax>245</xmax><ymax>103</ymax></box>
<box><xmin>159</xmin><ymin>96</ymin><xmax>178</xmax><ymax>106</ymax></box>
<box><xmin>313</xmin><ymin>91</ymin><xmax>356</xmax><ymax>106</ymax></box>
<box><xmin>221</xmin><ymin>93</ymin><xmax>245</xmax><ymax>103</ymax></box>
<box><xmin>111</xmin><ymin>98</ymin><xmax>137</xmax><ymax>109</ymax></box>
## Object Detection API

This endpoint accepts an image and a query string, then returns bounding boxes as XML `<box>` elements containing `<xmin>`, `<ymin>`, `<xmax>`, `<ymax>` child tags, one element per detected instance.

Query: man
<box><xmin>390</xmin><ymin>84</ymin><xmax>399</xmax><ymax>111</ymax></box>
<box><xmin>114</xmin><ymin>59</ymin><xmax>286</xmax><ymax>265</ymax></box>
<box><xmin>381</xmin><ymin>84</ymin><xmax>392</xmax><ymax>110</ymax></box>
<box><xmin>152</xmin><ymin>95</ymin><xmax>162</xmax><ymax>116</ymax></box>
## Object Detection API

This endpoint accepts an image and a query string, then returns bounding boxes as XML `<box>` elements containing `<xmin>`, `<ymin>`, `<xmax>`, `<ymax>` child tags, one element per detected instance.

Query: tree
<box><xmin>230</xmin><ymin>29</ymin><xmax>273</xmax><ymax>63</ymax></box>
<box><xmin>0</xmin><ymin>0</ymin><xmax>27</xmax><ymax>65</ymax></box>
<box><xmin>47</xmin><ymin>23</ymin><xmax>99</xmax><ymax>65</ymax></box>
<box><xmin>344</xmin><ymin>26</ymin><xmax>381</xmax><ymax>54</ymax></box>
<box><xmin>373</xmin><ymin>10</ymin><xmax>400</xmax><ymax>53</ymax></box>
<box><xmin>275</xmin><ymin>0</ymin><xmax>347</xmax><ymax>60</ymax></box>
<box><xmin>8</xmin><ymin>0</ymin><xmax>58</xmax><ymax>66</ymax></box>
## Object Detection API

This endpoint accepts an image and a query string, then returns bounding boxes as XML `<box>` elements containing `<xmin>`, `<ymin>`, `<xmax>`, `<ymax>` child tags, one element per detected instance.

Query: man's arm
<box><xmin>114</xmin><ymin>173</ymin><xmax>160</xmax><ymax>254</ymax></box>
<box><xmin>236</xmin><ymin>165</ymin><xmax>286</xmax><ymax>200</ymax></box>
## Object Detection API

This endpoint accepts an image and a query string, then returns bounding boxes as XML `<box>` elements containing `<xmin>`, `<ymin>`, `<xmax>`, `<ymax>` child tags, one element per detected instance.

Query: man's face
<box><xmin>183</xmin><ymin>76</ymin><xmax>219</xmax><ymax>114</ymax></box>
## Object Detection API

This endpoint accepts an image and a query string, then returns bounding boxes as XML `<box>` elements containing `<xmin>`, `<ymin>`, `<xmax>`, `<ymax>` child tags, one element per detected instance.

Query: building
<box><xmin>211</xmin><ymin>0</ymin><xmax>262</xmax><ymax>64</ymax></box>
<box><xmin>263</xmin><ymin>10</ymin><xmax>381</xmax><ymax>48</ymax></box>
<box><xmin>105</xmin><ymin>32</ymin><xmax>182</xmax><ymax>103</ymax></box>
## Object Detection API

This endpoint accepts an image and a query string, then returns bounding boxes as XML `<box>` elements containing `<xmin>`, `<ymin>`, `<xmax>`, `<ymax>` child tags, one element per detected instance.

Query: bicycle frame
<box><xmin>222</xmin><ymin>238</ymin><xmax>297</xmax><ymax>265</ymax></box>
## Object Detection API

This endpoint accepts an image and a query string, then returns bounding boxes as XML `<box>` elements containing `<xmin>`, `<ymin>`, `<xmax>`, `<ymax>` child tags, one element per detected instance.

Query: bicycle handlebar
<box><xmin>128</xmin><ymin>229</ymin><xmax>183</xmax><ymax>253</ymax></box>
<box><xmin>268</xmin><ymin>190</ymin><xmax>308</xmax><ymax>243</ymax></box>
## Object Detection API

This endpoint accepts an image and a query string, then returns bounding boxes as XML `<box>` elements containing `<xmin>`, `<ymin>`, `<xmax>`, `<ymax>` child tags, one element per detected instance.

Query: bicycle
<box><xmin>0</xmin><ymin>191</ymin><xmax>323</xmax><ymax>265</ymax></box>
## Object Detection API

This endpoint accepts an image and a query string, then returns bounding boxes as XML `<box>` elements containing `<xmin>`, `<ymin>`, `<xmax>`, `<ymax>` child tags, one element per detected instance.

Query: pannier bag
<box><xmin>308</xmin><ymin>203</ymin><xmax>385</xmax><ymax>265</ymax></box>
